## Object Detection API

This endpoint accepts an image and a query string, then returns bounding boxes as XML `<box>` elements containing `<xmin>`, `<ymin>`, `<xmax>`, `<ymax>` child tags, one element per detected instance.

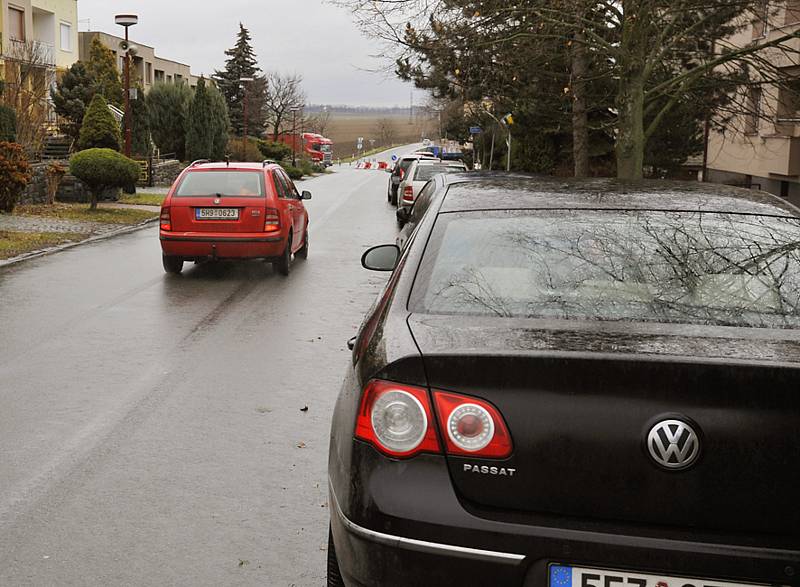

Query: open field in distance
<box><xmin>324</xmin><ymin>112</ymin><xmax>438</xmax><ymax>159</ymax></box>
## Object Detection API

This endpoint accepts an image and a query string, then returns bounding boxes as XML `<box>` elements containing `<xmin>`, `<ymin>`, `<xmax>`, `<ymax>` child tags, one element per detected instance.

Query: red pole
<box><xmin>124</xmin><ymin>26</ymin><xmax>132</xmax><ymax>157</ymax></box>
<box><xmin>243</xmin><ymin>83</ymin><xmax>248</xmax><ymax>158</ymax></box>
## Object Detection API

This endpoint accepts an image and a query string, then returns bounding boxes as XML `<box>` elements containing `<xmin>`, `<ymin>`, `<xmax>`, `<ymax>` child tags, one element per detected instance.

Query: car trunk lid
<box><xmin>408</xmin><ymin>314</ymin><xmax>800</xmax><ymax>537</ymax></box>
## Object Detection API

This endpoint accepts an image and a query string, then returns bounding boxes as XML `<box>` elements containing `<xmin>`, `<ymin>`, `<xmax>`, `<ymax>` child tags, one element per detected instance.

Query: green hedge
<box><xmin>281</xmin><ymin>165</ymin><xmax>303</xmax><ymax>180</ymax></box>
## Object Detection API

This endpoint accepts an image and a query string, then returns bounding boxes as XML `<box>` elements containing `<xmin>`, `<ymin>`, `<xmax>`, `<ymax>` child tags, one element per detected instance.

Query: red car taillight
<box><xmin>264</xmin><ymin>208</ymin><xmax>281</xmax><ymax>232</ymax></box>
<box><xmin>433</xmin><ymin>392</ymin><xmax>513</xmax><ymax>459</ymax></box>
<box><xmin>160</xmin><ymin>207</ymin><xmax>171</xmax><ymax>231</ymax></box>
<box><xmin>403</xmin><ymin>186</ymin><xmax>414</xmax><ymax>202</ymax></box>
<box><xmin>355</xmin><ymin>380</ymin><xmax>440</xmax><ymax>458</ymax></box>
<box><xmin>354</xmin><ymin>380</ymin><xmax>513</xmax><ymax>460</ymax></box>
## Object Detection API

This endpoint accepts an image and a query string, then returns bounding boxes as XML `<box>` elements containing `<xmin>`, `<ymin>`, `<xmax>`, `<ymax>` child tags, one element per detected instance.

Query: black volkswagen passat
<box><xmin>327</xmin><ymin>176</ymin><xmax>800</xmax><ymax>587</ymax></box>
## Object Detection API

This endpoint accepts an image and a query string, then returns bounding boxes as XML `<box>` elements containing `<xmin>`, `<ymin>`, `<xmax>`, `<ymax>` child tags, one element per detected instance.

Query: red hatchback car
<box><xmin>159</xmin><ymin>160</ymin><xmax>311</xmax><ymax>275</ymax></box>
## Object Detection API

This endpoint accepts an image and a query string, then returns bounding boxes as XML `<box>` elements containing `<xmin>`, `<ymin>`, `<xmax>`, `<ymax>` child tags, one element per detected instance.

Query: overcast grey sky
<box><xmin>77</xmin><ymin>0</ymin><xmax>423</xmax><ymax>107</ymax></box>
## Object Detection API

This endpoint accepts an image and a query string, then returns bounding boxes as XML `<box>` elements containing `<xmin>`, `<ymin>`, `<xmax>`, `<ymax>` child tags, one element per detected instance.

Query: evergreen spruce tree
<box><xmin>208</xmin><ymin>84</ymin><xmax>231</xmax><ymax>160</ymax></box>
<box><xmin>87</xmin><ymin>38</ymin><xmax>123</xmax><ymax>108</ymax></box>
<box><xmin>213</xmin><ymin>24</ymin><xmax>267</xmax><ymax>137</ymax></box>
<box><xmin>51</xmin><ymin>61</ymin><xmax>95</xmax><ymax>141</ymax></box>
<box><xmin>78</xmin><ymin>94</ymin><xmax>121</xmax><ymax>151</ymax></box>
<box><xmin>147</xmin><ymin>82</ymin><xmax>192</xmax><ymax>161</ymax></box>
<box><xmin>123</xmin><ymin>86</ymin><xmax>151</xmax><ymax>157</ymax></box>
<box><xmin>185</xmin><ymin>78</ymin><xmax>214</xmax><ymax>161</ymax></box>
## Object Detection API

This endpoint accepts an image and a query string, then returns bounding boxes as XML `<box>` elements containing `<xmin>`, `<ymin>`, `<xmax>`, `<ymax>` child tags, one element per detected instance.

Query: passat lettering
<box><xmin>462</xmin><ymin>463</ymin><xmax>517</xmax><ymax>477</ymax></box>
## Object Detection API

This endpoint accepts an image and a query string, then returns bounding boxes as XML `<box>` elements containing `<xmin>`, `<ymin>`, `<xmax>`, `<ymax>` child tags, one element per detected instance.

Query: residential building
<box><xmin>706</xmin><ymin>1</ymin><xmax>800</xmax><ymax>206</ymax></box>
<box><xmin>78</xmin><ymin>31</ymin><xmax>205</xmax><ymax>92</ymax></box>
<box><xmin>1</xmin><ymin>0</ymin><xmax>79</xmax><ymax>74</ymax></box>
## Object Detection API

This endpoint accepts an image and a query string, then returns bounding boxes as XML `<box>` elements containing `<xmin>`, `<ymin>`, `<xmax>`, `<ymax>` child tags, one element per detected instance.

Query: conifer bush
<box><xmin>78</xmin><ymin>94</ymin><xmax>121</xmax><ymax>151</ymax></box>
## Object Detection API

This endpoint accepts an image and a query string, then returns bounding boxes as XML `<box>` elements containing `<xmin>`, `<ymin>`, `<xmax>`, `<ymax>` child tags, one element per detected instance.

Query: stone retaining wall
<box><xmin>152</xmin><ymin>160</ymin><xmax>186</xmax><ymax>187</ymax></box>
<box><xmin>21</xmin><ymin>160</ymin><xmax>117</xmax><ymax>205</ymax></box>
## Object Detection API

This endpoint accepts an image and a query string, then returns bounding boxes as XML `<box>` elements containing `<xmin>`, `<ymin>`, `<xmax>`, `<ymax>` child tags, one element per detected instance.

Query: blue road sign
<box><xmin>391</xmin><ymin>154</ymin><xmax>398</xmax><ymax>161</ymax></box>
<box><xmin>470</xmin><ymin>126</ymin><xmax>482</xmax><ymax>134</ymax></box>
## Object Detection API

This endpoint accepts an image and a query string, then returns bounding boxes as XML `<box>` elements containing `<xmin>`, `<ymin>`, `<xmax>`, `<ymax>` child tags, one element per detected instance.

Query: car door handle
<box><xmin>347</xmin><ymin>336</ymin><xmax>357</xmax><ymax>351</ymax></box>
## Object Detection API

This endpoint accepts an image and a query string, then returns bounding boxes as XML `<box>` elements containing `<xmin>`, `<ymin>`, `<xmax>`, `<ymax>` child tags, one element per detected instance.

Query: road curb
<box><xmin>0</xmin><ymin>217</ymin><xmax>159</xmax><ymax>270</ymax></box>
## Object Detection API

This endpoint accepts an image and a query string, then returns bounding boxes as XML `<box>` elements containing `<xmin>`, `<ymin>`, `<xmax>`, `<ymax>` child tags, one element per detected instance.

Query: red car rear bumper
<box><xmin>160</xmin><ymin>230</ymin><xmax>285</xmax><ymax>259</ymax></box>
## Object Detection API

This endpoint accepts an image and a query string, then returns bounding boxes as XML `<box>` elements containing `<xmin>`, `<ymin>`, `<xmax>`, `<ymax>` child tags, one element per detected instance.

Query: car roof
<box><xmin>436</xmin><ymin>174</ymin><xmax>800</xmax><ymax>218</ymax></box>
<box><xmin>187</xmin><ymin>162</ymin><xmax>281</xmax><ymax>171</ymax></box>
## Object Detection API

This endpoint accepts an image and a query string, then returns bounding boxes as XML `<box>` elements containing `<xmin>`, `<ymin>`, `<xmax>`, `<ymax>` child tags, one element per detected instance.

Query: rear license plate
<box><xmin>549</xmin><ymin>565</ymin><xmax>772</xmax><ymax>587</ymax></box>
<box><xmin>196</xmin><ymin>208</ymin><xmax>239</xmax><ymax>220</ymax></box>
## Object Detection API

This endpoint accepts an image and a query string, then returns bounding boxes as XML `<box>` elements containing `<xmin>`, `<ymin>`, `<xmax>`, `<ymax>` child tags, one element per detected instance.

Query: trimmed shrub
<box><xmin>281</xmin><ymin>165</ymin><xmax>303</xmax><ymax>180</ymax></box>
<box><xmin>0</xmin><ymin>105</ymin><xmax>17</xmax><ymax>142</ymax></box>
<box><xmin>227</xmin><ymin>137</ymin><xmax>262</xmax><ymax>162</ymax></box>
<box><xmin>257</xmin><ymin>140</ymin><xmax>292</xmax><ymax>162</ymax></box>
<box><xmin>79</xmin><ymin>94</ymin><xmax>121</xmax><ymax>151</ymax></box>
<box><xmin>69</xmin><ymin>148</ymin><xmax>140</xmax><ymax>209</ymax></box>
<box><xmin>0</xmin><ymin>141</ymin><xmax>32</xmax><ymax>213</ymax></box>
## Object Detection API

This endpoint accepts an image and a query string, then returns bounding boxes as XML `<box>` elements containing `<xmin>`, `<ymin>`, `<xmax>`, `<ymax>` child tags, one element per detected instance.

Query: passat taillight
<box><xmin>403</xmin><ymin>186</ymin><xmax>414</xmax><ymax>202</ymax></box>
<box><xmin>355</xmin><ymin>380</ymin><xmax>440</xmax><ymax>458</ymax></box>
<box><xmin>160</xmin><ymin>207</ymin><xmax>171</xmax><ymax>231</ymax></box>
<box><xmin>433</xmin><ymin>391</ymin><xmax>513</xmax><ymax>459</ymax></box>
<box><xmin>264</xmin><ymin>208</ymin><xmax>281</xmax><ymax>232</ymax></box>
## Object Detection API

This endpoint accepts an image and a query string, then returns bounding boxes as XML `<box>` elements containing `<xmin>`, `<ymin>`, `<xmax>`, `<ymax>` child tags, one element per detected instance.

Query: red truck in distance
<box><xmin>278</xmin><ymin>132</ymin><xmax>333</xmax><ymax>167</ymax></box>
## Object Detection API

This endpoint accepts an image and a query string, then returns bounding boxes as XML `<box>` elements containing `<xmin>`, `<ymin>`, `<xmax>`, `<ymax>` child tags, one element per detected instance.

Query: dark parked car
<box><xmin>328</xmin><ymin>176</ymin><xmax>800</xmax><ymax>587</ymax></box>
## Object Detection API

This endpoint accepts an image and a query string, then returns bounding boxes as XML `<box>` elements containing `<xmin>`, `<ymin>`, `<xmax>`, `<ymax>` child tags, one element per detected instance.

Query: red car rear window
<box><xmin>175</xmin><ymin>171</ymin><xmax>265</xmax><ymax>197</ymax></box>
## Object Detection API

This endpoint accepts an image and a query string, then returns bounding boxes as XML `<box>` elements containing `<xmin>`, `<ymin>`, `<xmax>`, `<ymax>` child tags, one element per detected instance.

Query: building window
<box><xmin>786</xmin><ymin>0</ymin><xmax>800</xmax><ymax>25</ymax></box>
<box><xmin>60</xmin><ymin>23</ymin><xmax>72</xmax><ymax>52</ymax></box>
<box><xmin>8</xmin><ymin>7</ymin><xmax>25</xmax><ymax>41</ymax></box>
<box><xmin>154</xmin><ymin>69</ymin><xmax>165</xmax><ymax>82</ymax></box>
<box><xmin>146</xmin><ymin>62</ymin><xmax>153</xmax><ymax>84</ymax></box>
<box><xmin>752</xmin><ymin>0</ymin><xmax>770</xmax><ymax>39</ymax></box>
<box><xmin>746</xmin><ymin>86</ymin><xmax>763</xmax><ymax>134</ymax></box>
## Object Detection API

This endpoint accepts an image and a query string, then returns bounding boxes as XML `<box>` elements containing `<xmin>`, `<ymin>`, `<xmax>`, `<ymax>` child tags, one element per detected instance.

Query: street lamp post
<box><xmin>115</xmin><ymin>14</ymin><xmax>138</xmax><ymax>158</ymax></box>
<box><xmin>239</xmin><ymin>77</ymin><xmax>254</xmax><ymax>158</ymax></box>
<box><xmin>290</xmin><ymin>107</ymin><xmax>300</xmax><ymax>167</ymax></box>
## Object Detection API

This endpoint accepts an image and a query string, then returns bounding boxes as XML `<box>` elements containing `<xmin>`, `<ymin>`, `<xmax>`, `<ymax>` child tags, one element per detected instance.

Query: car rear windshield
<box><xmin>410</xmin><ymin>209</ymin><xmax>800</xmax><ymax>329</ymax></box>
<box><xmin>414</xmin><ymin>165</ymin><xmax>465</xmax><ymax>182</ymax></box>
<box><xmin>174</xmin><ymin>171</ymin><xmax>265</xmax><ymax>197</ymax></box>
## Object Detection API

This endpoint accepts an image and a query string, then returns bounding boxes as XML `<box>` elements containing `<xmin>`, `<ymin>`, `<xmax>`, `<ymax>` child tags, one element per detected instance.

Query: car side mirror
<box><xmin>396</xmin><ymin>207</ymin><xmax>410</xmax><ymax>227</ymax></box>
<box><xmin>301</xmin><ymin>190</ymin><xmax>312</xmax><ymax>200</ymax></box>
<box><xmin>361</xmin><ymin>244</ymin><xmax>400</xmax><ymax>272</ymax></box>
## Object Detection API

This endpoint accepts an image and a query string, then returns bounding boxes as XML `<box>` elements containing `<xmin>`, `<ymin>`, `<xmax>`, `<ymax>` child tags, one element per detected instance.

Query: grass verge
<box><xmin>0</xmin><ymin>231</ymin><xmax>88</xmax><ymax>260</ymax></box>
<box><xmin>15</xmin><ymin>203</ymin><xmax>158</xmax><ymax>225</ymax></box>
<box><xmin>119</xmin><ymin>193</ymin><xmax>166</xmax><ymax>206</ymax></box>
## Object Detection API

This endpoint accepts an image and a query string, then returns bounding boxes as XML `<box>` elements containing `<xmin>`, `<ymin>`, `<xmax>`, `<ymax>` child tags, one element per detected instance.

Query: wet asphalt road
<box><xmin>0</xmin><ymin>147</ymin><xmax>415</xmax><ymax>586</ymax></box>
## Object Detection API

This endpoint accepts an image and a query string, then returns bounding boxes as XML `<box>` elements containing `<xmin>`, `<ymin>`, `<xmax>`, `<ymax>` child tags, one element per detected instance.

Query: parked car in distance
<box><xmin>396</xmin><ymin>159</ymin><xmax>468</xmax><ymax>209</ymax></box>
<box><xmin>387</xmin><ymin>152</ymin><xmax>437</xmax><ymax>205</ymax></box>
<box><xmin>159</xmin><ymin>160</ymin><xmax>311</xmax><ymax>276</ymax></box>
<box><xmin>328</xmin><ymin>175</ymin><xmax>800</xmax><ymax>587</ymax></box>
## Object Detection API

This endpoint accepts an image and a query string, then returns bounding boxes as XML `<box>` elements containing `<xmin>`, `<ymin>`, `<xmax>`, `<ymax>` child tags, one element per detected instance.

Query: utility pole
<box><xmin>240</xmin><ymin>77</ymin><xmax>254</xmax><ymax>158</ymax></box>
<box><xmin>291</xmin><ymin>107</ymin><xmax>300</xmax><ymax>167</ymax></box>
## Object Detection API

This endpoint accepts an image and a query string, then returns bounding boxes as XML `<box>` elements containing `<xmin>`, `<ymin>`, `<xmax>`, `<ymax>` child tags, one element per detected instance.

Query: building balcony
<box><xmin>4</xmin><ymin>38</ymin><xmax>56</xmax><ymax>67</ymax></box>
<box><xmin>764</xmin><ymin>133</ymin><xmax>800</xmax><ymax>176</ymax></box>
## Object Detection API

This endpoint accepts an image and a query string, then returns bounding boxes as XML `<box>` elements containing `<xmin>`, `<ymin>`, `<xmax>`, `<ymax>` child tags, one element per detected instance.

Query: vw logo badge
<box><xmin>647</xmin><ymin>419</ymin><xmax>700</xmax><ymax>471</ymax></box>
<box><xmin>214</xmin><ymin>198</ymin><xmax>221</xmax><ymax>205</ymax></box>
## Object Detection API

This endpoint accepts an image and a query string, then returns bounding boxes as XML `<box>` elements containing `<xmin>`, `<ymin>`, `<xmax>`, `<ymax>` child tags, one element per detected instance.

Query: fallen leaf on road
<box><xmin>300</xmin><ymin>406</ymin><xmax>309</xmax><ymax>412</ymax></box>
<box><xmin>238</xmin><ymin>559</ymin><xmax>249</xmax><ymax>567</ymax></box>
<box><xmin>255</xmin><ymin>407</ymin><xmax>272</xmax><ymax>414</ymax></box>
<box><xmin>297</xmin><ymin>442</ymin><xmax>307</xmax><ymax>448</ymax></box>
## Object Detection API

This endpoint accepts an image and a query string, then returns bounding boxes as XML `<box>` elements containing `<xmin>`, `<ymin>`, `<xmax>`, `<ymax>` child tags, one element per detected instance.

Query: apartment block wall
<box><xmin>707</xmin><ymin>2</ymin><xmax>800</xmax><ymax>206</ymax></box>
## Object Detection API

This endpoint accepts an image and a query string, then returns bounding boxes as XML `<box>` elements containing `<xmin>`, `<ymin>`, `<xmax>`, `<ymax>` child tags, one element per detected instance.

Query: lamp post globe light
<box><xmin>115</xmin><ymin>14</ymin><xmax>138</xmax><ymax>158</ymax></box>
